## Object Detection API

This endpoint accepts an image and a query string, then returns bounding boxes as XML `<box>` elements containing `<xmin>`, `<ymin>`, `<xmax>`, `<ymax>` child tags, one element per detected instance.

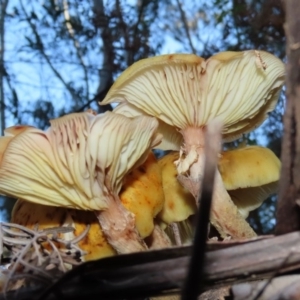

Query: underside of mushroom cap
<box><xmin>113</xmin><ymin>103</ymin><xmax>183</xmax><ymax>151</ymax></box>
<box><xmin>102</xmin><ymin>51</ymin><xmax>285</xmax><ymax>148</ymax></box>
<box><xmin>0</xmin><ymin>112</ymin><xmax>161</xmax><ymax>211</ymax></box>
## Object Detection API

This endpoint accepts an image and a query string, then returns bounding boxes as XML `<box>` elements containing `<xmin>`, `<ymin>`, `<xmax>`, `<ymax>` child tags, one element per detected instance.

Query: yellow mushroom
<box><xmin>219</xmin><ymin>146</ymin><xmax>281</xmax><ymax>218</ymax></box>
<box><xmin>157</xmin><ymin>152</ymin><xmax>196</xmax><ymax>225</ymax></box>
<box><xmin>101</xmin><ymin>51</ymin><xmax>285</xmax><ymax>239</ymax></box>
<box><xmin>120</xmin><ymin>152</ymin><xmax>165</xmax><ymax>238</ymax></box>
<box><xmin>156</xmin><ymin>146</ymin><xmax>280</xmax><ymax>239</ymax></box>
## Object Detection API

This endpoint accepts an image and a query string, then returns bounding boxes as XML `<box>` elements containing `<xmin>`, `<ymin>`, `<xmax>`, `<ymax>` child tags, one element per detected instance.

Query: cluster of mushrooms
<box><xmin>0</xmin><ymin>50</ymin><xmax>284</xmax><ymax>261</ymax></box>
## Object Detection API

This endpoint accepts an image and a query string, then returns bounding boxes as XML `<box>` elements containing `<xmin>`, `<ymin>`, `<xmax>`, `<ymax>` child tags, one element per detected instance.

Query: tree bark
<box><xmin>0</xmin><ymin>0</ymin><xmax>9</xmax><ymax>135</ymax></box>
<box><xmin>276</xmin><ymin>0</ymin><xmax>300</xmax><ymax>234</ymax></box>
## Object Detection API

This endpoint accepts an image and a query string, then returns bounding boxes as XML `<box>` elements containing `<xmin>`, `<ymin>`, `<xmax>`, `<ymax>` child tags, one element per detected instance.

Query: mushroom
<box><xmin>157</xmin><ymin>152</ymin><xmax>196</xmax><ymax>225</ymax></box>
<box><xmin>219</xmin><ymin>145</ymin><xmax>281</xmax><ymax>218</ymax></box>
<box><xmin>120</xmin><ymin>151</ymin><xmax>165</xmax><ymax>239</ymax></box>
<box><xmin>155</xmin><ymin>146</ymin><xmax>280</xmax><ymax>241</ymax></box>
<box><xmin>100</xmin><ymin>50</ymin><xmax>285</xmax><ymax>239</ymax></box>
<box><xmin>11</xmin><ymin>199</ymin><xmax>116</xmax><ymax>261</ymax></box>
<box><xmin>0</xmin><ymin>111</ymin><xmax>162</xmax><ymax>253</ymax></box>
<box><xmin>11</xmin><ymin>150</ymin><xmax>168</xmax><ymax>261</ymax></box>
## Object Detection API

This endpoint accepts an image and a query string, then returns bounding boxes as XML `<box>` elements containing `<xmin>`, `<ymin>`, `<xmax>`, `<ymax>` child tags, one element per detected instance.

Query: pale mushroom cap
<box><xmin>0</xmin><ymin>112</ymin><xmax>161</xmax><ymax>211</ymax></box>
<box><xmin>157</xmin><ymin>152</ymin><xmax>197</xmax><ymax>224</ymax></box>
<box><xmin>120</xmin><ymin>152</ymin><xmax>165</xmax><ymax>238</ymax></box>
<box><xmin>11</xmin><ymin>199</ymin><xmax>116</xmax><ymax>261</ymax></box>
<box><xmin>102</xmin><ymin>51</ymin><xmax>285</xmax><ymax>148</ymax></box>
<box><xmin>218</xmin><ymin>146</ymin><xmax>281</xmax><ymax>218</ymax></box>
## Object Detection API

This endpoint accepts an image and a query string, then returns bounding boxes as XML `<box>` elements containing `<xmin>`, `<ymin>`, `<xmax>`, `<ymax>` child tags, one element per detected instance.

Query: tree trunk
<box><xmin>0</xmin><ymin>0</ymin><xmax>8</xmax><ymax>135</ymax></box>
<box><xmin>276</xmin><ymin>0</ymin><xmax>300</xmax><ymax>234</ymax></box>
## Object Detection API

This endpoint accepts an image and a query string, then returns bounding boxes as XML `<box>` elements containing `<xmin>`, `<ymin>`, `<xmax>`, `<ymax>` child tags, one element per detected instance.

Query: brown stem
<box><xmin>210</xmin><ymin>171</ymin><xmax>256</xmax><ymax>239</ymax></box>
<box><xmin>96</xmin><ymin>197</ymin><xmax>147</xmax><ymax>253</ymax></box>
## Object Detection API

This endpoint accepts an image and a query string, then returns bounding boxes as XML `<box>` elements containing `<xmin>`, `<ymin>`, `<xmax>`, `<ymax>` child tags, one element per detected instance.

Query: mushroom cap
<box><xmin>11</xmin><ymin>199</ymin><xmax>116</xmax><ymax>261</ymax></box>
<box><xmin>218</xmin><ymin>146</ymin><xmax>281</xmax><ymax>218</ymax></box>
<box><xmin>4</xmin><ymin>125</ymin><xmax>35</xmax><ymax>137</ymax></box>
<box><xmin>101</xmin><ymin>51</ymin><xmax>285</xmax><ymax>148</ymax></box>
<box><xmin>120</xmin><ymin>152</ymin><xmax>165</xmax><ymax>238</ymax></box>
<box><xmin>157</xmin><ymin>152</ymin><xmax>197</xmax><ymax>224</ymax></box>
<box><xmin>0</xmin><ymin>111</ymin><xmax>161</xmax><ymax>210</ymax></box>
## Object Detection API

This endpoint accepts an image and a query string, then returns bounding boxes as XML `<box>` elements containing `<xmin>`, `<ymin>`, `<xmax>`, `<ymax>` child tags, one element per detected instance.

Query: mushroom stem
<box><xmin>96</xmin><ymin>197</ymin><xmax>147</xmax><ymax>254</ymax></box>
<box><xmin>170</xmin><ymin>223</ymin><xmax>182</xmax><ymax>246</ymax></box>
<box><xmin>177</xmin><ymin>126</ymin><xmax>206</xmax><ymax>181</ymax></box>
<box><xmin>146</xmin><ymin>224</ymin><xmax>172</xmax><ymax>250</ymax></box>
<box><xmin>177</xmin><ymin>126</ymin><xmax>256</xmax><ymax>239</ymax></box>
<box><xmin>210</xmin><ymin>171</ymin><xmax>257</xmax><ymax>238</ymax></box>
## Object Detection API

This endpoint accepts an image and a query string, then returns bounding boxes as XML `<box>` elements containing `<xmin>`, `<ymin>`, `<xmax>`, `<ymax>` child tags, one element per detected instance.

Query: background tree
<box><xmin>276</xmin><ymin>0</ymin><xmax>300</xmax><ymax>235</ymax></box>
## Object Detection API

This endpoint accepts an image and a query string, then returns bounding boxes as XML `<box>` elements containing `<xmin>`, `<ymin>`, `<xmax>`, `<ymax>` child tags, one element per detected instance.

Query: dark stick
<box><xmin>181</xmin><ymin>120</ymin><xmax>223</xmax><ymax>300</ymax></box>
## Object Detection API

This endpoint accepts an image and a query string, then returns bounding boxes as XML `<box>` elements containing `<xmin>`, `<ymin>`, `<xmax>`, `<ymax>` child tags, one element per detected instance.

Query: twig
<box><xmin>2</xmin><ymin>222</ymin><xmax>37</xmax><ymax>235</ymax></box>
<box><xmin>75</xmin><ymin>82</ymin><xmax>112</xmax><ymax>112</ymax></box>
<box><xmin>253</xmin><ymin>249</ymin><xmax>300</xmax><ymax>300</ymax></box>
<box><xmin>0</xmin><ymin>222</ymin><xmax>89</xmax><ymax>293</ymax></box>
<box><xmin>47</xmin><ymin>239</ymin><xmax>67</xmax><ymax>273</ymax></box>
<box><xmin>181</xmin><ymin>119</ymin><xmax>223</xmax><ymax>300</ymax></box>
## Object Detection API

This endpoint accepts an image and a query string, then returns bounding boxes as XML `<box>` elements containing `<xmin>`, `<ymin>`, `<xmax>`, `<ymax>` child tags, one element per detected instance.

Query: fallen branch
<box><xmin>1</xmin><ymin>231</ymin><xmax>299</xmax><ymax>299</ymax></box>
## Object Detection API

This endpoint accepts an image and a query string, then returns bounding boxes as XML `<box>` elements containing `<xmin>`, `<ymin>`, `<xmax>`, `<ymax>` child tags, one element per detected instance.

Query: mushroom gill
<box><xmin>0</xmin><ymin>111</ymin><xmax>162</xmax><ymax>253</ymax></box>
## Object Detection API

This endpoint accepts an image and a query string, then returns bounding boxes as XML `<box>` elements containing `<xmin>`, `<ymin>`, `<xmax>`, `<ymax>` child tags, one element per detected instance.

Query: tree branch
<box><xmin>3</xmin><ymin>232</ymin><xmax>300</xmax><ymax>299</ymax></box>
<box><xmin>93</xmin><ymin>0</ymin><xmax>113</xmax><ymax>112</ymax></box>
<box><xmin>62</xmin><ymin>0</ymin><xmax>89</xmax><ymax>104</ymax></box>
<box><xmin>19</xmin><ymin>0</ymin><xmax>82</xmax><ymax>104</ymax></box>
<box><xmin>175</xmin><ymin>0</ymin><xmax>196</xmax><ymax>54</ymax></box>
